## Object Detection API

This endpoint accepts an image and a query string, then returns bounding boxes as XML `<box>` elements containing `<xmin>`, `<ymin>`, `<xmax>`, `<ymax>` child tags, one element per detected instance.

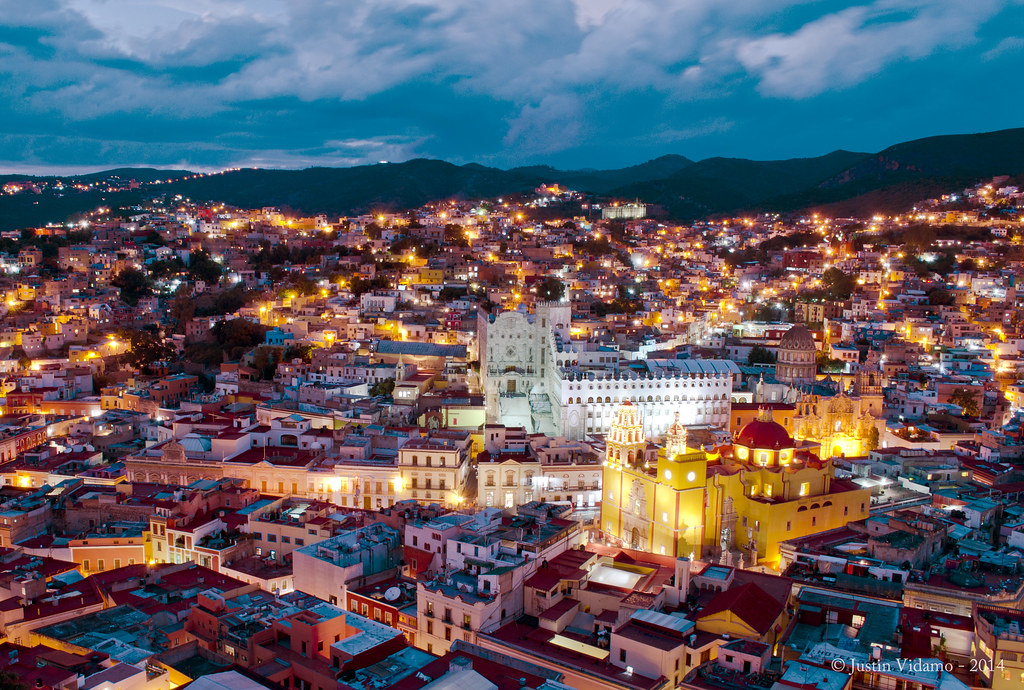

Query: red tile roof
<box><xmin>694</xmin><ymin>582</ymin><xmax>783</xmax><ymax>636</ymax></box>
<box><xmin>538</xmin><ymin>597</ymin><xmax>580</xmax><ymax>622</ymax></box>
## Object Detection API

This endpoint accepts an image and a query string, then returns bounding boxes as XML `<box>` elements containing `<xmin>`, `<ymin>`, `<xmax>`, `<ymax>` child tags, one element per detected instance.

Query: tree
<box><xmin>537</xmin><ymin>276</ymin><xmax>566</xmax><ymax>302</ymax></box>
<box><xmin>866</xmin><ymin>426</ymin><xmax>880</xmax><ymax>451</ymax></box>
<box><xmin>747</xmin><ymin>345</ymin><xmax>776</xmax><ymax>365</ymax></box>
<box><xmin>112</xmin><ymin>267</ymin><xmax>153</xmax><ymax>306</ymax></box>
<box><xmin>188</xmin><ymin>250</ymin><xmax>223</xmax><ymax>284</ymax></box>
<box><xmin>148</xmin><ymin>257</ymin><xmax>185</xmax><ymax>279</ymax></box>
<box><xmin>821</xmin><ymin>267</ymin><xmax>856</xmax><ymax>300</ymax></box>
<box><xmin>364</xmin><ymin>222</ymin><xmax>383</xmax><ymax>240</ymax></box>
<box><xmin>349</xmin><ymin>275</ymin><xmax>391</xmax><ymax>297</ymax></box>
<box><xmin>212</xmin><ymin>318</ymin><xmax>267</xmax><ymax>352</ymax></box>
<box><xmin>250</xmin><ymin>346</ymin><xmax>282</xmax><ymax>380</ymax></box>
<box><xmin>284</xmin><ymin>343</ymin><xmax>314</xmax><ymax>363</ymax></box>
<box><xmin>142</xmin><ymin>228</ymin><xmax>166</xmax><ymax>245</ymax></box>
<box><xmin>927</xmin><ymin>288</ymin><xmax>955</xmax><ymax>306</ymax></box>
<box><xmin>438</xmin><ymin>286</ymin><xmax>468</xmax><ymax>302</ymax></box>
<box><xmin>0</xmin><ymin>670</ymin><xmax>28</xmax><ymax>690</ymax></box>
<box><xmin>283</xmin><ymin>274</ymin><xmax>319</xmax><ymax>297</ymax></box>
<box><xmin>370</xmin><ymin>378</ymin><xmax>395</xmax><ymax>397</ymax></box>
<box><xmin>443</xmin><ymin>224</ymin><xmax>469</xmax><ymax>247</ymax></box>
<box><xmin>168</xmin><ymin>291</ymin><xmax>196</xmax><ymax>335</ymax></box>
<box><xmin>194</xmin><ymin>285</ymin><xmax>253</xmax><ymax>317</ymax></box>
<box><xmin>815</xmin><ymin>351</ymin><xmax>846</xmax><ymax>373</ymax></box>
<box><xmin>949</xmin><ymin>387</ymin><xmax>980</xmax><ymax>417</ymax></box>
<box><xmin>120</xmin><ymin>328</ymin><xmax>178</xmax><ymax>371</ymax></box>
<box><xmin>753</xmin><ymin>304</ymin><xmax>784</xmax><ymax>322</ymax></box>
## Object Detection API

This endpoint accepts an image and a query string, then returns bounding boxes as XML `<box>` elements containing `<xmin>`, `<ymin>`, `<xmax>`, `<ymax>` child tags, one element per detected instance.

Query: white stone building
<box><xmin>479</xmin><ymin>302</ymin><xmax>738</xmax><ymax>440</ymax></box>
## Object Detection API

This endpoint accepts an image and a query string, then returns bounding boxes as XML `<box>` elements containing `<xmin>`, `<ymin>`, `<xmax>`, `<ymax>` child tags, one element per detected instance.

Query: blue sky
<box><xmin>0</xmin><ymin>0</ymin><xmax>1022</xmax><ymax>173</ymax></box>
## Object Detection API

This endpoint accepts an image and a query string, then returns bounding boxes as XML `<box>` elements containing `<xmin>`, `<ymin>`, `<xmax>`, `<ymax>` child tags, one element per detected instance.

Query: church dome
<box><xmin>736</xmin><ymin>417</ymin><xmax>793</xmax><ymax>450</ymax></box>
<box><xmin>776</xmin><ymin>324</ymin><xmax>817</xmax><ymax>385</ymax></box>
<box><xmin>778</xmin><ymin>324</ymin><xmax>815</xmax><ymax>352</ymax></box>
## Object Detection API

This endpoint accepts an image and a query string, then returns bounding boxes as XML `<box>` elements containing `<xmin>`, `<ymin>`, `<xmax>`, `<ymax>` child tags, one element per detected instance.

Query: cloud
<box><xmin>0</xmin><ymin>0</ymin><xmax>1020</xmax><ymax>170</ymax></box>
<box><xmin>983</xmin><ymin>35</ymin><xmax>1024</xmax><ymax>60</ymax></box>
<box><xmin>503</xmin><ymin>93</ymin><xmax>585</xmax><ymax>155</ymax></box>
<box><xmin>733</xmin><ymin>0</ymin><xmax>1005</xmax><ymax>98</ymax></box>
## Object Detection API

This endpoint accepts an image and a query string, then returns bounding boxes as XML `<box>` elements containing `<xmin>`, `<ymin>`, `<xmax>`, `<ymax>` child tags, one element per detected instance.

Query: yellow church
<box><xmin>601</xmin><ymin>401</ymin><xmax>872</xmax><ymax>567</ymax></box>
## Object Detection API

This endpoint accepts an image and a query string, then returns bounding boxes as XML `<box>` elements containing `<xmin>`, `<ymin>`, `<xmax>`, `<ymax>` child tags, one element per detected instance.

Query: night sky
<box><xmin>2</xmin><ymin>0</ymin><xmax>1023</xmax><ymax>173</ymax></box>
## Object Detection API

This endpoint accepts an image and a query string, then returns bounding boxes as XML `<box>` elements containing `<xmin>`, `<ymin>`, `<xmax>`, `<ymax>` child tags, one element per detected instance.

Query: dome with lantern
<box><xmin>776</xmin><ymin>324</ymin><xmax>817</xmax><ymax>385</ymax></box>
<box><xmin>733</xmin><ymin>407</ymin><xmax>808</xmax><ymax>467</ymax></box>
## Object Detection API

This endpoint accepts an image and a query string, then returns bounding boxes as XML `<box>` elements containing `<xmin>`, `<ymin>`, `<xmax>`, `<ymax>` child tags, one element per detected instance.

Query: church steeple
<box><xmin>665</xmin><ymin>412</ymin><xmax>688</xmax><ymax>460</ymax></box>
<box><xmin>607</xmin><ymin>401</ymin><xmax>646</xmax><ymax>471</ymax></box>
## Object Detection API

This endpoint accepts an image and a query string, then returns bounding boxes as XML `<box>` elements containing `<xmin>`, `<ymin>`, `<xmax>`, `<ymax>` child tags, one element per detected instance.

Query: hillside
<box><xmin>509</xmin><ymin>154</ymin><xmax>694</xmax><ymax>193</ymax></box>
<box><xmin>609</xmin><ymin>150</ymin><xmax>870</xmax><ymax>217</ymax></box>
<box><xmin>0</xmin><ymin>127</ymin><xmax>1020</xmax><ymax>229</ymax></box>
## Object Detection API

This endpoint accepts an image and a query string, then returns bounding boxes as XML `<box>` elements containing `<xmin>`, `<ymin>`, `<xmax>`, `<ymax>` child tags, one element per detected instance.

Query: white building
<box><xmin>479</xmin><ymin>302</ymin><xmax>738</xmax><ymax>440</ymax></box>
<box><xmin>292</xmin><ymin>523</ymin><xmax>402</xmax><ymax>606</ymax></box>
<box><xmin>396</xmin><ymin>429</ymin><xmax>473</xmax><ymax>507</ymax></box>
<box><xmin>413</xmin><ymin>506</ymin><xmax>582</xmax><ymax>656</ymax></box>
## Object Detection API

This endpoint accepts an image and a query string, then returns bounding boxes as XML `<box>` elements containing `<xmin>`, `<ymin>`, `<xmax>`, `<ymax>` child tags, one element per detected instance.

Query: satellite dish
<box><xmin>384</xmin><ymin>587</ymin><xmax>401</xmax><ymax>602</ymax></box>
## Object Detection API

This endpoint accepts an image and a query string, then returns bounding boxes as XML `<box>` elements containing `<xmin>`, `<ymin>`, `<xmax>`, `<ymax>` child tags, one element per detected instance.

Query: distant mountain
<box><xmin>0</xmin><ymin>127</ymin><xmax>1020</xmax><ymax>229</ymax></box>
<box><xmin>165</xmin><ymin>160</ymin><xmax>547</xmax><ymax>216</ymax></box>
<box><xmin>761</xmin><ymin>128</ymin><xmax>1024</xmax><ymax>215</ymax></box>
<box><xmin>609</xmin><ymin>150</ymin><xmax>870</xmax><ymax>217</ymax></box>
<box><xmin>509</xmin><ymin>154</ymin><xmax>694</xmax><ymax>193</ymax></box>
<box><xmin>75</xmin><ymin>167</ymin><xmax>193</xmax><ymax>183</ymax></box>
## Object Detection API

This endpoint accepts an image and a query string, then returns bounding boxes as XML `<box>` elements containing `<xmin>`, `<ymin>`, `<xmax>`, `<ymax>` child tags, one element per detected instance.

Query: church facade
<box><xmin>750</xmin><ymin>326</ymin><xmax>883</xmax><ymax>459</ymax></box>
<box><xmin>600</xmin><ymin>402</ymin><xmax>873</xmax><ymax>567</ymax></box>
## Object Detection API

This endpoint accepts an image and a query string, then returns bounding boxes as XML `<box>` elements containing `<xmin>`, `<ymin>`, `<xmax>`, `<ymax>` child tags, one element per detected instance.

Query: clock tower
<box><xmin>601</xmin><ymin>402</ymin><xmax>707</xmax><ymax>557</ymax></box>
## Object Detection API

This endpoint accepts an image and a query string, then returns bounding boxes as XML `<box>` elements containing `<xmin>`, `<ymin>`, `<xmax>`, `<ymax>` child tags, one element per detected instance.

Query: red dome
<box><xmin>736</xmin><ymin>419</ymin><xmax>793</xmax><ymax>450</ymax></box>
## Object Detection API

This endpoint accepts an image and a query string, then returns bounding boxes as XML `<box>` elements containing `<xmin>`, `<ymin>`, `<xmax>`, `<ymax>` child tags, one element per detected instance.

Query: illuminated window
<box><xmin>799</xmin><ymin>482</ymin><xmax>810</xmax><ymax>497</ymax></box>
<box><xmin>664</xmin><ymin>469</ymin><xmax>672</xmax><ymax>480</ymax></box>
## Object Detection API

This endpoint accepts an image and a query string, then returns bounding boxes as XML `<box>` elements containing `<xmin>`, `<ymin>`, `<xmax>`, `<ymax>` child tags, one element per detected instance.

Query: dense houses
<box><xmin>0</xmin><ymin>176</ymin><xmax>1022</xmax><ymax>689</ymax></box>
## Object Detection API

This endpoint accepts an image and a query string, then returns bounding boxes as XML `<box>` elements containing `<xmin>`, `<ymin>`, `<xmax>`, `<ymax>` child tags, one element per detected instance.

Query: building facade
<box><xmin>480</xmin><ymin>303</ymin><xmax>737</xmax><ymax>440</ymax></box>
<box><xmin>601</xmin><ymin>402</ymin><xmax>873</xmax><ymax>566</ymax></box>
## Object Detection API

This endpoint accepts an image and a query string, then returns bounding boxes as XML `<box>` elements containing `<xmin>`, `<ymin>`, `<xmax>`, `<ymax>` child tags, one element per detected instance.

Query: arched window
<box><xmin>486</xmin><ymin>472</ymin><xmax>495</xmax><ymax>487</ymax></box>
<box><xmin>505</xmin><ymin>471</ymin><xmax>515</xmax><ymax>486</ymax></box>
